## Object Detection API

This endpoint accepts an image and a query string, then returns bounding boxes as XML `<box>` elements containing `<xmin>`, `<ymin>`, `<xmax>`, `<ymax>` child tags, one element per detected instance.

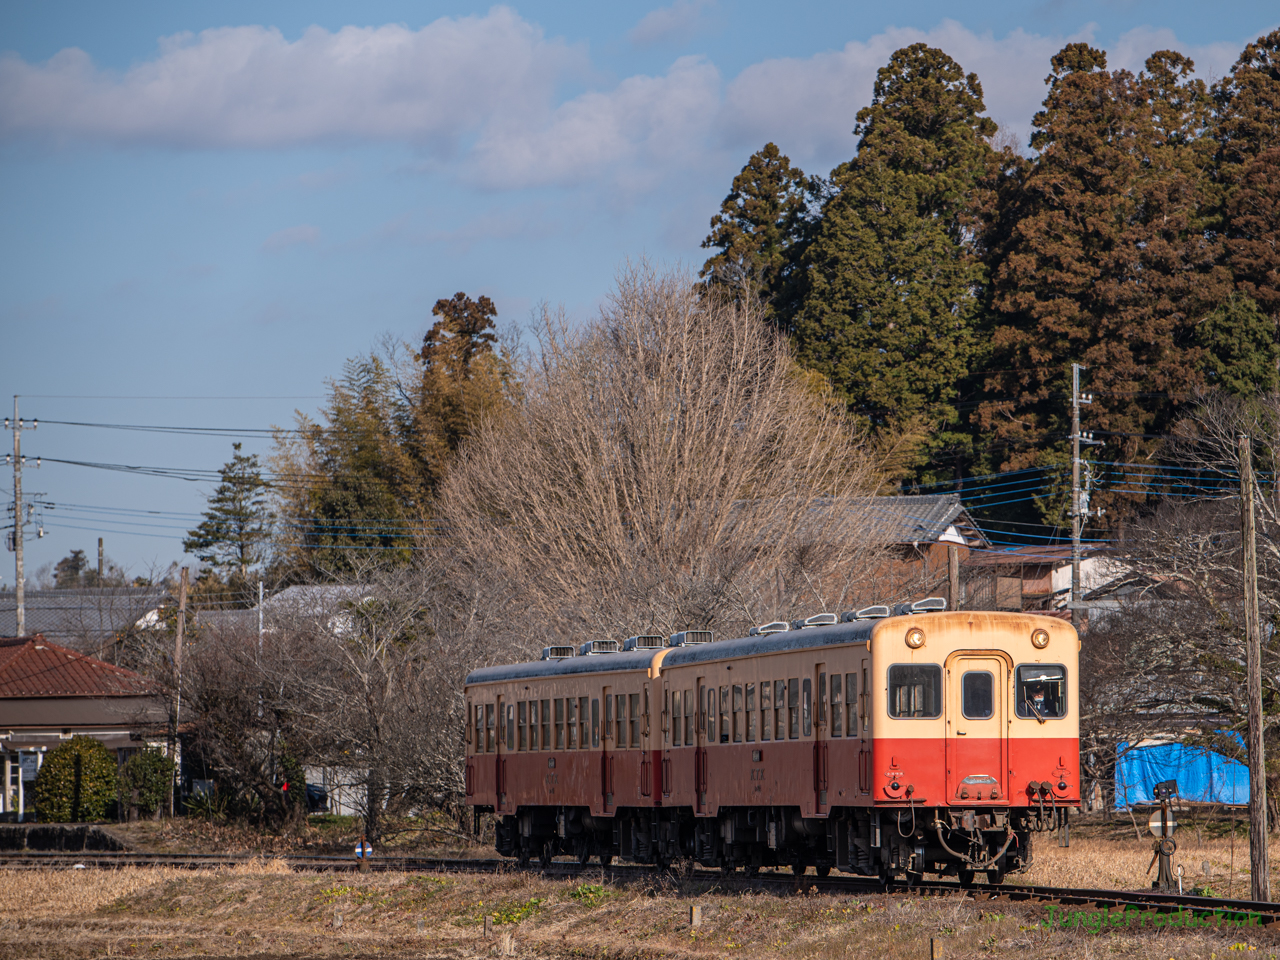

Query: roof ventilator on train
<box><xmin>891</xmin><ymin>597</ymin><xmax>948</xmax><ymax>616</ymax></box>
<box><xmin>840</xmin><ymin>605</ymin><xmax>892</xmax><ymax>622</ymax></box>
<box><xmin>748</xmin><ymin>621</ymin><xmax>790</xmax><ymax>636</ymax></box>
<box><xmin>790</xmin><ymin>613</ymin><xmax>839</xmax><ymax>630</ymax></box>
<box><xmin>667</xmin><ymin>630</ymin><xmax>713</xmax><ymax>647</ymax></box>
<box><xmin>579</xmin><ymin>639</ymin><xmax>621</xmax><ymax>656</ymax></box>
<box><xmin>540</xmin><ymin>645</ymin><xmax>576</xmax><ymax>660</ymax></box>
<box><xmin>620</xmin><ymin>635</ymin><xmax>664</xmax><ymax>652</ymax></box>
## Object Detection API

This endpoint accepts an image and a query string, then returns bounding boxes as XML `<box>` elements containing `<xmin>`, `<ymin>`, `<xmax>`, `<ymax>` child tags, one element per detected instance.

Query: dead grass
<box><xmin>1</xmin><ymin>857</ymin><xmax>1278</xmax><ymax>960</ymax></box>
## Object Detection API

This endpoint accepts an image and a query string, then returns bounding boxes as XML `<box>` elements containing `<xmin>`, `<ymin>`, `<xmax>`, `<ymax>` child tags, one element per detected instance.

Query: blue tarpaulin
<box><xmin>1115</xmin><ymin>739</ymin><xmax>1249</xmax><ymax>808</ymax></box>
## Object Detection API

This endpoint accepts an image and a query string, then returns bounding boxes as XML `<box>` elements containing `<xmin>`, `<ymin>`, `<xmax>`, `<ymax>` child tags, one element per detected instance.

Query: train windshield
<box><xmin>1015</xmin><ymin>665</ymin><xmax>1066</xmax><ymax>720</ymax></box>
<box><xmin>888</xmin><ymin>664</ymin><xmax>942</xmax><ymax>718</ymax></box>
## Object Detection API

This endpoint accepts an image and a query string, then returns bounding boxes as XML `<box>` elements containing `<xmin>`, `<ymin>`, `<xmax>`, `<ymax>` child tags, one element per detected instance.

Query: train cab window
<box><xmin>732</xmin><ymin>685</ymin><xmax>743</xmax><ymax>742</ymax></box>
<box><xmin>1016</xmin><ymin>665</ymin><xmax>1067</xmax><ymax>720</ymax></box>
<box><xmin>719</xmin><ymin>686</ymin><xmax>730</xmax><ymax>744</ymax></box>
<box><xmin>684</xmin><ymin>690</ymin><xmax>693</xmax><ymax>745</ymax></box>
<box><xmin>962</xmin><ymin>671</ymin><xmax>994</xmax><ymax>720</ymax></box>
<box><xmin>802</xmin><ymin>678</ymin><xmax>812</xmax><ymax>737</ymax></box>
<box><xmin>888</xmin><ymin>664</ymin><xmax>942</xmax><ymax>718</ymax></box>
<box><xmin>566</xmin><ymin>698</ymin><xmax>578</xmax><ymax>749</ymax></box>
<box><xmin>630</xmin><ymin>693</ymin><xmax>642</xmax><ymax>746</ymax></box>
<box><xmin>485</xmin><ymin>704</ymin><xmax>496</xmax><ymax>752</ymax></box>
<box><xmin>846</xmin><ymin>673</ymin><xmax>858</xmax><ymax>738</ymax></box>
<box><xmin>592</xmin><ymin>698</ymin><xmax>600</xmax><ymax>747</ymax></box>
<box><xmin>580</xmin><ymin>696</ymin><xmax>590</xmax><ymax>748</ymax></box>
<box><xmin>788</xmin><ymin>679</ymin><xmax>800</xmax><ymax>739</ymax></box>
<box><xmin>745</xmin><ymin>683</ymin><xmax>756</xmax><ymax>742</ymax></box>
<box><xmin>830</xmin><ymin>674</ymin><xmax>842</xmax><ymax>737</ymax></box>
<box><xmin>776</xmin><ymin>680</ymin><xmax>787</xmax><ymax>740</ymax></box>
<box><xmin>541</xmin><ymin>699</ymin><xmax>551</xmax><ymax>750</ymax></box>
<box><xmin>506</xmin><ymin>704</ymin><xmax>515</xmax><ymax>750</ymax></box>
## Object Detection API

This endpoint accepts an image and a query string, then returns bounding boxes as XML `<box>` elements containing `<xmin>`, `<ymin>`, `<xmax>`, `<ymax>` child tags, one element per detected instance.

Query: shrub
<box><xmin>33</xmin><ymin>736</ymin><xmax>119</xmax><ymax>822</ymax></box>
<box><xmin>121</xmin><ymin>748</ymin><xmax>175</xmax><ymax>819</ymax></box>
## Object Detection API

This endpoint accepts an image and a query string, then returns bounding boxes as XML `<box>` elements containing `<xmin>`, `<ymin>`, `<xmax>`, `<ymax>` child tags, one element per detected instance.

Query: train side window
<box><xmin>567</xmin><ymin>698</ymin><xmax>578</xmax><ymax>749</ymax></box>
<box><xmin>733</xmin><ymin>685</ymin><xmax>743</xmax><ymax>743</ymax></box>
<box><xmin>506</xmin><ymin>704</ymin><xmax>515</xmax><ymax>750</ymax></box>
<box><xmin>466</xmin><ymin>702</ymin><xmax>474</xmax><ymax>746</ymax></box>
<box><xmin>775</xmin><ymin>680</ymin><xmax>787</xmax><ymax>740</ymax></box>
<box><xmin>485</xmin><ymin>703</ymin><xmax>496</xmax><ymax>752</ymax></box>
<box><xmin>1015</xmin><ymin>665</ymin><xmax>1067</xmax><ymax>719</ymax></box>
<box><xmin>684</xmin><ymin>690</ymin><xmax>693</xmax><ymax>745</ymax></box>
<box><xmin>671</xmin><ymin>692</ymin><xmax>681</xmax><ymax>746</ymax></box>
<box><xmin>788</xmin><ymin>679</ymin><xmax>800</xmax><ymax>739</ymax></box>
<box><xmin>888</xmin><ymin>664</ymin><xmax>942</xmax><ymax>718</ymax></box>
<box><xmin>745</xmin><ymin>683</ymin><xmax>756</xmax><ymax>742</ymax></box>
<box><xmin>541</xmin><ymin>699</ymin><xmax>551</xmax><ymax>750</ymax></box>
<box><xmin>817</xmin><ymin>672</ymin><xmax>827</xmax><ymax>729</ymax></box>
<box><xmin>630</xmin><ymin>693</ymin><xmax>642</xmax><ymax>746</ymax></box>
<box><xmin>846</xmin><ymin>673</ymin><xmax>858</xmax><ymax>738</ymax></box>
<box><xmin>554</xmin><ymin>698</ymin><xmax>565</xmax><ymax>749</ymax></box>
<box><xmin>604</xmin><ymin>694</ymin><xmax>613</xmax><ymax>741</ymax></box>
<box><xmin>962</xmin><ymin>671</ymin><xmax>994</xmax><ymax>720</ymax></box>
<box><xmin>830</xmin><ymin>674</ymin><xmax>842</xmax><ymax>737</ymax></box>
<box><xmin>580</xmin><ymin>696</ymin><xmax>590</xmax><ymax>748</ymax></box>
<box><xmin>719</xmin><ymin>686</ymin><xmax>730</xmax><ymax>744</ymax></box>
<box><xmin>592</xmin><ymin>698</ymin><xmax>600</xmax><ymax>747</ymax></box>
<box><xmin>759</xmin><ymin>680</ymin><xmax>771</xmax><ymax>741</ymax></box>
<box><xmin>517</xmin><ymin>701</ymin><xmax>527</xmax><ymax>751</ymax></box>
<box><xmin>802</xmin><ymin>678</ymin><xmax>812</xmax><ymax>737</ymax></box>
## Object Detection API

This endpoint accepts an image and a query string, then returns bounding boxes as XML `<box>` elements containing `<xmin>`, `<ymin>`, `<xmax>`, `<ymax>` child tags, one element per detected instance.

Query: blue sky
<box><xmin>1</xmin><ymin>1</ymin><xmax>1276</xmax><ymax>581</ymax></box>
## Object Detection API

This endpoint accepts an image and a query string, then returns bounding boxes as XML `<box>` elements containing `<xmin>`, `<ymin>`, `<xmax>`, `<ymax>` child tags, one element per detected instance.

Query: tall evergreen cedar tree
<box><xmin>978</xmin><ymin>44</ymin><xmax>1229</xmax><ymax>523</ymax></box>
<box><xmin>274</xmin><ymin>292</ymin><xmax>508</xmax><ymax>572</ymax></box>
<box><xmin>700</xmin><ymin>143</ymin><xmax>818</xmax><ymax>320</ymax></box>
<box><xmin>790</xmin><ymin>44</ymin><xmax>996</xmax><ymax>482</ymax></box>
<box><xmin>183</xmin><ymin>443</ymin><xmax>274</xmax><ymax>581</ymax></box>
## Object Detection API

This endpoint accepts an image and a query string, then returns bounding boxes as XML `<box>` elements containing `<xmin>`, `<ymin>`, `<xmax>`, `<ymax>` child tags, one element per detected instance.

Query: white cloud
<box><xmin>0</xmin><ymin>8</ymin><xmax>586</xmax><ymax>149</ymax></box>
<box><xmin>262</xmin><ymin>224</ymin><xmax>320</xmax><ymax>251</ymax></box>
<box><xmin>628</xmin><ymin>0</ymin><xmax>715</xmax><ymax>47</ymax></box>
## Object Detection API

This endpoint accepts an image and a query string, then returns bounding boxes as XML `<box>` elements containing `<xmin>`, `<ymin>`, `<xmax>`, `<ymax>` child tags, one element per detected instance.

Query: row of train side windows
<box><xmin>884</xmin><ymin>663</ymin><xmax>1068</xmax><ymax>719</ymax></box>
<box><xmin>666</xmin><ymin>673</ymin><xmax>862</xmax><ymax>747</ymax></box>
<box><xmin>466</xmin><ymin>694</ymin><xmax>644</xmax><ymax>753</ymax></box>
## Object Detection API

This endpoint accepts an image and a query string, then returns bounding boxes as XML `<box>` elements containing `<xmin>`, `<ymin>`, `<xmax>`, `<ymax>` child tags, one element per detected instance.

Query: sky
<box><xmin>0</xmin><ymin>1</ymin><xmax>1276</xmax><ymax>583</ymax></box>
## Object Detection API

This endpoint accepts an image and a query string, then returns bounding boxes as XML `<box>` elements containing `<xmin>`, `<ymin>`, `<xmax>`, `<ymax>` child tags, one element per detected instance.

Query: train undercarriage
<box><xmin>490</xmin><ymin>803</ymin><xmax>1064</xmax><ymax>884</ymax></box>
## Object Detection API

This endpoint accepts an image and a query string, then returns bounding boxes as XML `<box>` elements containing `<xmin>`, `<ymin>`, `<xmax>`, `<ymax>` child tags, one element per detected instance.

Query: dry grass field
<box><xmin>4</xmin><ymin>846</ymin><xmax>1280</xmax><ymax>960</ymax></box>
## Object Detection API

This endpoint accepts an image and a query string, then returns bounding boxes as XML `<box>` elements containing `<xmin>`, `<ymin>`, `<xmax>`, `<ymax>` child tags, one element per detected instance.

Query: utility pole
<box><xmin>97</xmin><ymin>537</ymin><xmax>103</xmax><ymax>580</ymax></box>
<box><xmin>947</xmin><ymin>544</ymin><xmax>960</xmax><ymax>611</ymax></box>
<box><xmin>170</xmin><ymin>566</ymin><xmax>189</xmax><ymax>817</ymax></box>
<box><xmin>6</xmin><ymin>399</ymin><xmax>38</xmax><ymax>636</ymax></box>
<box><xmin>1070</xmin><ymin>366</ymin><xmax>1089</xmax><ymax>630</ymax></box>
<box><xmin>1239</xmin><ymin>434</ymin><xmax>1270</xmax><ymax>901</ymax></box>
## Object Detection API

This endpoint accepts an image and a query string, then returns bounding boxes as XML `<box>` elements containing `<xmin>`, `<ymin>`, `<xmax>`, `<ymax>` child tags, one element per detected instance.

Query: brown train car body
<box><xmin>465</xmin><ymin>610</ymin><xmax>1079</xmax><ymax>882</ymax></box>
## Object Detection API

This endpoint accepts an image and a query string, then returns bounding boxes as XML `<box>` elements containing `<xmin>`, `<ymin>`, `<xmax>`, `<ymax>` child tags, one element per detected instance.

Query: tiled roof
<box><xmin>0</xmin><ymin>634</ymin><xmax>159</xmax><ymax>698</ymax></box>
<box><xmin>0</xmin><ymin>588</ymin><xmax>169</xmax><ymax>646</ymax></box>
<box><xmin>802</xmin><ymin>495</ymin><xmax>988</xmax><ymax>547</ymax></box>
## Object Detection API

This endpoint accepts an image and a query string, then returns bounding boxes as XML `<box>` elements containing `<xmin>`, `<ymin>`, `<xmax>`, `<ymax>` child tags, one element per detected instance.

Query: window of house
<box><xmin>555</xmin><ymin>698</ymin><xmax>565</xmax><ymax>749</ymax></box>
<box><xmin>788</xmin><ymin>679</ymin><xmax>800</xmax><ymax>739</ymax></box>
<box><xmin>830</xmin><ymin>674</ymin><xmax>842</xmax><ymax>737</ymax></box>
<box><xmin>745</xmin><ymin>683</ymin><xmax>756</xmax><ymax>742</ymax></box>
<box><xmin>888</xmin><ymin>664</ymin><xmax>942</xmax><ymax>718</ymax></box>
<box><xmin>566</xmin><ymin>697</ymin><xmax>578</xmax><ymax>749</ymax></box>
<box><xmin>592</xmin><ymin>698</ymin><xmax>600</xmax><ymax>747</ymax></box>
<box><xmin>962</xmin><ymin>671</ymin><xmax>994</xmax><ymax>720</ymax></box>
<box><xmin>541</xmin><ymin>699</ymin><xmax>551</xmax><ymax>750</ymax></box>
<box><xmin>775</xmin><ymin>680</ymin><xmax>787</xmax><ymax>741</ymax></box>
<box><xmin>760</xmin><ymin>680</ymin><xmax>771</xmax><ymax>742</ymax></box>
<box><xmin>630</xmin><ymin>693</ymin><xmax>642</xmax><ymax>746</ymax></box>
<box><xmin>846</xmin><ymin>673</ymin><xmax>858</xmax><ymax>738</ymax></box>
<box><xmin>802</xmin><ymin>678</ymin><xmax>812</xmax><ymax>737</ymax></box>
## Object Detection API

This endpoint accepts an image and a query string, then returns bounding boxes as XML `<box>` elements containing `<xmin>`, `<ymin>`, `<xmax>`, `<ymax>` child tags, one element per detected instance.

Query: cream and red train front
<box><xmin>869</xmin><ymin>611</ymin><xmax>1079</xmax><ymax>812</ymax></box>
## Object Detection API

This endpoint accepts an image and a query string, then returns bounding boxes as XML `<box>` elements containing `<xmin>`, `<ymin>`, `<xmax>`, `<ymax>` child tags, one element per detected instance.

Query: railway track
<box><xmin>3</xmin><ymin>851</ymin><xmax>1276</xmax><ymax>924</ymax></box>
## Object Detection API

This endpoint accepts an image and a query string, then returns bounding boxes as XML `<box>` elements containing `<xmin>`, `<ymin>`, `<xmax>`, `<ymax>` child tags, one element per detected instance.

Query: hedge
<box><xmin>33</xmin><ymin>736</ymin><xmax>119</xmax><ymax>823</ymax></box>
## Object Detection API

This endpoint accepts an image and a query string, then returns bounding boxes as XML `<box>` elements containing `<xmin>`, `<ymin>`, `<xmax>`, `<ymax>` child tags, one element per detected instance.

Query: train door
<box><xmin>695</xmin><ymin>676</ymin><xmax>708</xmax><ymax>814</ymax></box>
<box><xmin>601</xmin><ymin>684</ymin><xmax>614</xmax><ymax>813</ymax></box>
<box><xmin>857</xmin><ymin>659</ymin><xmax>871</xmax><ymax>795</ymax></box>
<box><xmin>640</xmin><ymin>684</ymin><xmax>653</xmax><ymax>798</ymax></box>
<box><xmin>813</xmin><ymin>663</ymin><xmax>829</xmax><ymax>815</ymax></box>
<box><xmin>945</xmin><ymin>654</ymin><xmax>1008</xmax><ymax>803</ymax></box>
<box><xmin>496</xmin><ymin>694</ymin><xmax>509</xmax><ymax>813</ymax></box>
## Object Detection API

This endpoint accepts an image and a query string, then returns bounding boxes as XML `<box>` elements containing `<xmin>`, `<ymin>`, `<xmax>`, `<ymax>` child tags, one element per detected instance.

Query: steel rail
<box><xmin>2</xmin><ymin>852</ymin><xmax>1276</xmax><ymax>922</ymax></box>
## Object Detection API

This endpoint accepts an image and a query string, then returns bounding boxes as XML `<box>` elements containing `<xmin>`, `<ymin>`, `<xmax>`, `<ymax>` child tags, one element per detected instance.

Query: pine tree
<box><xmin>791</xmin><ymin>44</ymin><xmax>996</xmax><ymax>480</ymax></box>
<box><xmin>978</xmin><ymin>44</ymin><xmax>1226</xmax><ymax>519</ymax></box>
<box><xmin>54</xmin><ymin>550</ymin><xmax>86</xmax><ymax>588</ymax></box>
<box><xmin>184</xmin><ymin>443</ymin><xmax>274</xmax><ymax>582</ymax></box>
<box><xmin>700</xmin><ymin>143</ymin><xmax>818</xmax><ymax>322</ymax></box>
<box><xmin>1198</xmin><ymin>293</ymin><xmax>1280</xmax><ymax>396</ymax></box>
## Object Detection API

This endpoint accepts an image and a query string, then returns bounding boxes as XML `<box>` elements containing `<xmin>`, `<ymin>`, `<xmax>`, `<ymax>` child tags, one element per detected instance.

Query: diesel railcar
<box><xmin>464</xmin><ymin>604</ymin><xmax>1079</xmax><ymax>883</ymax></box>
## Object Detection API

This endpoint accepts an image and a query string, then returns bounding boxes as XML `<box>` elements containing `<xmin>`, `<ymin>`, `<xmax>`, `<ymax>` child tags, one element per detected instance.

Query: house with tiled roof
<box><xmin>0</xmin><ymin>634</ymin><xmax>168</xmax><ymax>821</ymax></box>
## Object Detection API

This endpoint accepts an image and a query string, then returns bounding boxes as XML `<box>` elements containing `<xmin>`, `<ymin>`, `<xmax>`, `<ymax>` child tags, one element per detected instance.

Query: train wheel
<box><xmin>577</xmin><ymin>842</ymin><xmax>591</xmax><ymax>866</ymax></box>
<box><xmin>742</xmin><ymin>862</ymin><xmax>759</xmax><ymax>879</ymax></box>
<box><xmin>791</xmin><ymin>862</ymin><xmax>807</xmax><ymax>876</ymax></box>
<box><xmin>957</xmin><ymin>867</ymin><xmax>975</xmax><ymax>888</ymax></box>
<box><xmin>986</xmin><ymin>867</ymin><xmax>1005</xmax><ymax>886</ymax></box>
<box><xmin>721</xmin><ymin>862</ymin><xmax>737</xmax><ymax>877</ymax></box>
<box><xmin>599</xmin><ymin>854</ymin><xmax>613</xmax><ymax>867</ymax></box>
<box><xmin>540</xmin><ymin>842</ymin><xmax>554</xmax><ymax>870</ymax></box>
<box><xmin>815</xmin><ymin>865</ymin><xmax>831</xmax><ymax>878</ymax></box>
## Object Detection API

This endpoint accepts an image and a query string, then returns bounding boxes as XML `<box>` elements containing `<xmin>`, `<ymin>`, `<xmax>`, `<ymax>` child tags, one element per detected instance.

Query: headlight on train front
<box><xmin>1031</xmin><ymin>628</ymin><xmax>1050</xmax><ymax>649</ymax></box>
<box><xmin>905</xmin><ymin>627</ymin><xmax>926</xmax><ymax>649</ymax></box>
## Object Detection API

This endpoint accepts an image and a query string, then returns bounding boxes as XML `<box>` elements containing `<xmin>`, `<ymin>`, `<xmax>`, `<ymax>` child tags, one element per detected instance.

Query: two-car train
<box><xmin>464</xmin><ymin>603</ymin><xmax>1079</xmax><ymax>883</ymax></box>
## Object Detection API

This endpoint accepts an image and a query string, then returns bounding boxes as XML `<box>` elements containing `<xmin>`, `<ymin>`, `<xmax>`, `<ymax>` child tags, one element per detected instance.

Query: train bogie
<box><xmin>465</xmin><ymin>609</ymin><xmax>1079</xmax><ymax>881</ymax></box>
